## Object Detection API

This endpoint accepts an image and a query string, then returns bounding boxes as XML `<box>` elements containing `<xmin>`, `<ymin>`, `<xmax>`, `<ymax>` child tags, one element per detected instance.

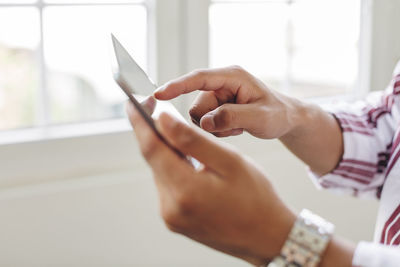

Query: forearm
<box><xmin>279</xmin><ymin>100</ymin><xmax>343</xmax><ymax>176</ymax></box>
<box><xmin>250</xmin><ymin>217</ymin><xmax>355</xmax><ymax>267</ymax></box>
<box><xmin>320</xmin><ymin>237</ymin><xmax>355</xmax><ymax>267</ymax></box>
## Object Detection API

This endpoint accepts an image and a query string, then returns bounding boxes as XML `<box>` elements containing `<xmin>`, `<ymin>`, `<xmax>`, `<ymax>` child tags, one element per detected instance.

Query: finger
<box><xmin>213</xmin><ymin>129</ymin><xmax>244</xmax><ymax>138</ymax></box>
<box><xmin>157</xmin><ymin>112</ymin><xmax>244</xmax><ymax>177</ymax></box>
<box><xmin>140</xmin><ymin>95</ymin><xmax>157</xmax><ymax>116</ymax></box>
<box><xmin>189</xmin><ymin>92</ymin><xmax>219</xmax><ymax>126</ymax></box>
<box><xmin>125</xmin><ymin>102</ymin><xmax>191</xmax><ymax>181</ymax></box>
<box><xmin>199</xmin><ymin>103</ymin><xmax>256</xmax><ymax>133</ymax></box>
<box><xmin>126</xmin><ymin>102</ymin><xmax>195</xmax><ymax>223</ymax></box>
<box><xmin>154</xmin><ymin>66</ymin><xmax>245</xmax><ymax>100</ymax></box>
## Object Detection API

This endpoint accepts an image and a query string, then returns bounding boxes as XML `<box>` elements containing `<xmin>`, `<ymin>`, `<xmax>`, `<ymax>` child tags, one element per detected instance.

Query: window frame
<box><xmin>0</xmin><ymin>0</ymin><xmax>147</xmax><ymax>130</ymax></box>
<box><xmin>0</xmin><ymin>0</ymin><xmax>387</xmax><ymax>187</ymax></box>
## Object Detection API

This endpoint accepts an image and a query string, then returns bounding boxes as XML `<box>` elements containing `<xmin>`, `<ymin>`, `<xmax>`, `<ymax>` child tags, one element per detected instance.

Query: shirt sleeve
<box><xmin>352</xmin><ymin>241</ymin><xmax>400</xmax><ymax>267</ymax></box>
<box><xmin>309</xmin><ymin>62</ymin><xmax>400</xmax><ymax>199</ymax></box>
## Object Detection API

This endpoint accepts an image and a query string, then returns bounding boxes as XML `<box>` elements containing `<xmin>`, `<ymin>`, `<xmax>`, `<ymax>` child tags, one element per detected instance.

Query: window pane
<box><xmin>44</xmin><ymin>0</ymin><xmax>143</xmax><ymax>3</ymax></box>
<box><xmin>43</xmin><ymin>5</ymin><xmax>147</xmax><ymax>124</ymax></box>
<box><xmin>0</xmin><ymin>7</ymin><xmax>40</xmax><ymax>130</ymax></box>
<box><xmin>210</xmin><ymin>0</ymin><xmax>360</xmax><ymax>98</ymax></box>
<box><xmin>213</xmin><ymin>0</ymin><xmax>272</xmax><ymax>2</ymax></box>
<box><xmin>290</xmin><ymin>0</ymin><xmax>360</xmax><ymax>98</ymax></box>
<box><xmin>0</xmin><ymin>1</ymin><xmax>36</xmax><ymax>3</ymax></box>
<box><xmin>210</xmin><ymin>2</ymin><xmax>288</xmax><ymax>91</ymax></box>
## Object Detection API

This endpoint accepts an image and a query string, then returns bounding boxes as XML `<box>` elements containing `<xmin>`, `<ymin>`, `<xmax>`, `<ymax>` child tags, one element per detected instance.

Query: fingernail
<box><xmin>154</xmin><ymin>84</ymin><xmax>167</xmax><ymax>96</ymax></box>
<box><xmin>231</xmin><ymin>128</ymin><xmax>244</xmax><ymax>136</ymax></box>
<box><xmin>141</xmin><ymin>96</ymin><xmax>156</xmax><ymax>115</ymax></box>
<box><xmin>201</xmin><ymin>115</ymin><xmax>215</xmax><ymax>131</ymax></box>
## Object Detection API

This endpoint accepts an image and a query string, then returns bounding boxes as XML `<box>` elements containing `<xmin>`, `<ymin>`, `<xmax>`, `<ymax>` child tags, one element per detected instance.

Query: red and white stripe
<box><xmin>335</xmin><ymin>113</ymin><xmax>375</xmax><ymax>136</ymax></box>
<box><xmin>331</xmin><ymin>159</ymin><xmax>377</xmax><ymax>185</ymax></box>
<box><xmin>380</xmin><ymin>204</ymin><xmax>400</xmax><ymax>245</ymax></box>
<box><xmin>335</xmin><ymin>90</ymin><xmax>394</xmax><ymax>136</ymax></box>
<box><xmin>314</xmin><ymin>64</ymin><xmax>400</xmax><ymax>265</ymax></box>
<box><xmin>393</xmin><ymin>74</ymin><xmax>400</xmax><ymax>95</ymax></box>
<box><xmin>365</xmin><ymin>94</ymin><xmax>394</xmax><ymax>126</ymax></box>
<box><xmin>384</xmin><ymin>131</ymin><xmax>400</xmax><ymax>178</ymax></box>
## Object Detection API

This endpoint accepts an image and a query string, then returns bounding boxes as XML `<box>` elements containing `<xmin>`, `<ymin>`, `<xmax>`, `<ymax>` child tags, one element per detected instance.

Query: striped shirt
<box><xmin>310</xmin><ymin>61</ymin><xmax>400</xmax><ymax>266</ymax></box>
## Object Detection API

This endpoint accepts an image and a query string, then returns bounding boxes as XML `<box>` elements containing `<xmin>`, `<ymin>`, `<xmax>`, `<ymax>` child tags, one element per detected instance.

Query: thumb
<box><xmin>200</xmin><ymin>103</ymin><xmax>254</xmax><ymax>132</ymax></box>
<box><xmin>140</xmin><ymin>95</ymin><xmax>157</xmax><ymax>116</ymax></box>
<box><xmin>157</xmin><ymin>112</ymin><xmax>244</xmax><ymax>177</ymax></box>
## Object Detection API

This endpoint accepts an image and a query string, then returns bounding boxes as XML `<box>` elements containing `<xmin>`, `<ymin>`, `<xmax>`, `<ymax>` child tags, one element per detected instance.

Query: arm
<box><xmin>279</xmin><ymin>103</ymin><xmax>343</xmax><ymax>175</ymax></box>
<box><xmin>278</xmin><ymin>102</ymin><xmax>344</xmax><ymax>176</ymax></box>
<box><xmin>154</xmin><ymin>66</ymin><xmax>343</xmax><ymax>175</ymax></box>
<box><xmin>128</xmin><ymin>97</ymin><xmax>400</xmax><ymax>267</ymax></box>
<box><xmin>155</xmin><ymin>65</ymin><xmax>400</xmax><ymax>190</ymax></box>
<box><xmin>126</xmin><ymin>99</ymin><xmax>354</xmax><ymax>266</ymax></box>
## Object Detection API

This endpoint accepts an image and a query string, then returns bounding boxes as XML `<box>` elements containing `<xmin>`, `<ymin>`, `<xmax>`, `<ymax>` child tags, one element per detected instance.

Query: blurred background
<box><xmin>0</xmin><ymin>0</ymin><xmax>399</xmax><ymax>266</ymax></box>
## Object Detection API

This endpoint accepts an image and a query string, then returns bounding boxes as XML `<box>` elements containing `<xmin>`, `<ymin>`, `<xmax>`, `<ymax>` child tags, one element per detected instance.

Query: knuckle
<box><xmin>214</xmin><ymin>107</ymin><xmax>233</xmax><ymax>129</ymax></box>
<box><xmin>229</xmin><ymin>65</ymin><xmax>245</xmax><ymax>74</ymax></box>
<box><xmin>171</xmin><ymin>122</ymin><xmax>197</xmax><ymax>147</ymax></box>
<box><xmin>191</xmin><ymin>69</ymin><xmax>207</xmax><ymax>79</ymax></box>
<box><xmin>168</xmin><ymin>118</ymin><xmax>183</xmax><ymax>135</ymax></box>
<box><xmin>189</xmin><ymin>105</ymin><xmax>202</xmax><ymax>123</ymax></box>
<box><xmin>160</xmin><ymin>191</ymin><xmax>196</xmax><ymax>233</ymax></box>
<box><xmin>175</xmin><ymin>191</ymin><xmax>196</xmax><ymax>216</ymax></box>
<box><xmin>161</xmin><ymin>208</ymin><xmax>183</xmax><ymax>233</ymax></box>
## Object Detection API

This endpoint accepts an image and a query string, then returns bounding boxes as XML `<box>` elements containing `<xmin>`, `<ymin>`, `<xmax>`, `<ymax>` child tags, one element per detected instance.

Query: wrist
<box><xmin>319</xmin><ymin>237</ymin><xmax>355</xmax><ymax>267</ymax></box>
<box><xmin>262</xmin><ymin>209</ymin><xmax>342</xmax><ymax>267</ymax></box>
<box><xmin>280</xmin><ymin>98</ymin><xmax>314</xmax><ymax>141</ymax></box>
<box><xmin>250</xmin><ymin>206</ymin><xmax>296</xmax><ymax>266</ymax></box>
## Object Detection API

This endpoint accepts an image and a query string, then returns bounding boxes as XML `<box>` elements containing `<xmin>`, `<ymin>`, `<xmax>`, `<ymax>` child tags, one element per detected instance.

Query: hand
<box><xmin>126</xmin><ymin>98</ymin><xmax>296</xmax><ymax>265</ymax></box>
<box><xmin>154</xmin><ymin>66</ymin><xmax>305</xmax><ymax>139</ymax></box>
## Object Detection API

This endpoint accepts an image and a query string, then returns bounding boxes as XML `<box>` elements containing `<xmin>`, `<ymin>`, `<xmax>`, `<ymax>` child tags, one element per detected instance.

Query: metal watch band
<box><xmin>264</xmin><ymin>209</ymin><xmax>335</xmax><ymax>267</ymax></box>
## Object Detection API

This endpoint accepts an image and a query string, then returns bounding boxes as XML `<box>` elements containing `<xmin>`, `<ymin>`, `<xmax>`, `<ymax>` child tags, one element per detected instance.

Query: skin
<box><xmin>126</xmin><ymin>65</ymin><xmax>354</xmax><ymax>266</ymax></box>
<box><xmin>154</xmin><ymin>66</ymin><xmax>343</xmax><ymax>176</ymax></box>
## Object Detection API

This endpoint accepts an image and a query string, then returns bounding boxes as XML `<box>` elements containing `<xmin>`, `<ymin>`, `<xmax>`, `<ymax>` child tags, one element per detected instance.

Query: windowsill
<box><xmin>0</xmin><ymin>117</ymin><xmax>132</xmax><ymax>147</ymax></box>
<box><xmin>0</xmin><ymin>92</ymin><xmax>360</xmax><ymax>147</ymax></box>
<box><xmin>0</xmin><ymin>117</ymin><xmax>141</xmax><ymax>189</ymax></box>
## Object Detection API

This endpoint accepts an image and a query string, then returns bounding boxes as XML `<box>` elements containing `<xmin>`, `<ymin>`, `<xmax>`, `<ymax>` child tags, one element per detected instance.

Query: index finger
<box><xmin>154</xmin><ymin>66</ymin><xmax>245</xmax><ymax>100</ymax></box>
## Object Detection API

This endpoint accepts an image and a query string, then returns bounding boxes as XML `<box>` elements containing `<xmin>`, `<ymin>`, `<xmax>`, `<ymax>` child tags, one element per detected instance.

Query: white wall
<box><xmin>0</xmin><ymin>134</ymin><xmax>379</xmax><ymax>266</ymax></box>
<box><xmin>369</xmin><ymin>0</ymin><xmax>400</xmax><ymax>91</ymax></box>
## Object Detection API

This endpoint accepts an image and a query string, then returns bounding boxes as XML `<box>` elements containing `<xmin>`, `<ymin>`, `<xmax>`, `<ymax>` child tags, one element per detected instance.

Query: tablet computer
<box><xmin>111</xmin><ymin>34</ymin><xmax>199</xmax><ymax>167</ymax></box>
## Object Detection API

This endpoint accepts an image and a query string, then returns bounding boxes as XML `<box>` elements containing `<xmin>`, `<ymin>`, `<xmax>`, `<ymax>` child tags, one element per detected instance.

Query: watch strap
<box><xmin>265</xmin><ymin>209</ymin><xmax>334</xmax><ymax>267</ymax></box>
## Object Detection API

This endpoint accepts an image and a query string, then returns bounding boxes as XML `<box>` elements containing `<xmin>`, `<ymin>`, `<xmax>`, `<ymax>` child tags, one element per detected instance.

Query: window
<box><xmin>210</xmin><ymin>0</ymin><xmax>361</xmax><ymax>98</ymax></box>
<box><xmin>0</xmin><ymin>0</ymin><xmax>147</xmax><ymax>131</ymax></box>
<box><xmin>0</xmin><ymin>0</ymin><xmax>363</xmax><ymax>135</ymax></box>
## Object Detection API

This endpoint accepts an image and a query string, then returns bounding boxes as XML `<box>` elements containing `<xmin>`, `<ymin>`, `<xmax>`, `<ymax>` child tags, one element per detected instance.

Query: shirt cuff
<box><xmin>306</xmin><ymin>111</ymin><xmax>382</xmax><ymax>198</ymax></box>
<box><xmin>352</xmin><ymin>241</ymin><xmax>400</xmax><ymax>267</ymax></box>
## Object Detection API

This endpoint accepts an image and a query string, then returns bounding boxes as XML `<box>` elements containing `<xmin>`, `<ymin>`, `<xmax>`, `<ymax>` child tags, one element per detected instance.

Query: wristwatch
<box><xmin>264</xmin><ymin>209</ymin><xmax>335</xmax><ymax>267</ymax></box>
